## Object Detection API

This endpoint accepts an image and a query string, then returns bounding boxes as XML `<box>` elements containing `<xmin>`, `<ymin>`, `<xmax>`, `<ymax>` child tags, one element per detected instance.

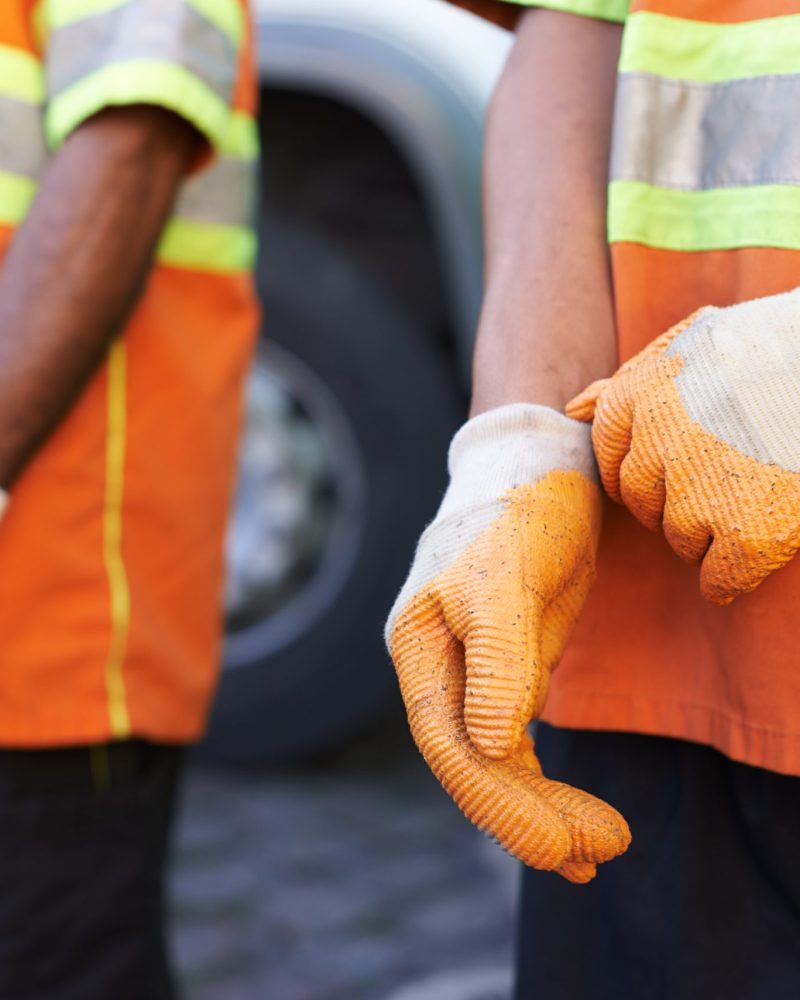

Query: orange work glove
<box><xmin>385</xmin><ymin>404</ymin><xmax>631</xmax><ymax>882</ymax></box>
<box><xmin>568</xmin><ymin>292</ymin><xmax>800</xmax><ymax>604</ymax></box>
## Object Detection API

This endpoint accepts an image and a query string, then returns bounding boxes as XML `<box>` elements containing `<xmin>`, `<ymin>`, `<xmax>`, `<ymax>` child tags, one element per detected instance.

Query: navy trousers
<box><xmin>0</xmin><ymin>741</ymin><xmax>182</xmax><ymax>1000</ymax></box>
<box><xmin>516</xmin><ymin>724</ymin><xmax>800</xmax><ymax>1000</ymax></box>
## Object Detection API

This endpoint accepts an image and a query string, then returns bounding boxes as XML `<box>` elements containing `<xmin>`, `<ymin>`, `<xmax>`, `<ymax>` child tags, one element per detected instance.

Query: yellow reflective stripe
<box><xmin>220</xmin><ymin>111</ymin><xmax>259</xmax><ymax>162</ymax></box>
<box><xmin>0</xmin><ymin>45</ymin><xmax>44</xmax><ymax>103</ymax></box>
<box><xmin>41</xmin><ymin>0</ymin><xmax>125</xmax><ymax>31</ymax></box>
<box><xmin>494</xmin><ymin>0</ymin><xmax>629</xmax><ymax>22</ymax></box>
<box><xmin>620</xmin><ymin>11</ymin><xmax>800</xmax><ymax>83</ymax></box>
<box><xmin>102</xmin><ymin>339</ymin><xmax>131</xmax><ymax>739</ymax></box>
<box><xmin>0</xmin><ymin>172</ymin><xmax>38</xmax><ymax>227</ymax></box>
<box><xmin>609</xmin><ymin>180</ymin><xmax>800</xmax><ymax>251</ymax></box>
<box><xmin>157</xmin><ymin>217</ymin><xmax>256</xmax><ymax>273</ymax></box>
<box><xmin>42</xmin><ymin>0</ymin><xmax>243</xmax><ymax>46</ymax></box>
<box><xmin>46</xmin><ymin>59</ymin><xmax>230</xmax><ymax>150</ymax></box>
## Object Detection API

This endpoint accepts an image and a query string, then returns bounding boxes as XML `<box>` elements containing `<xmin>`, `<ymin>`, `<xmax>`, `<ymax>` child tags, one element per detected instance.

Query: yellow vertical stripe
<box><xmin>89</xmin><ymin>743</ymin><xmax>111</xmax><ymax>789</ymax></box>
<box><xmin>103</xmin><ymin>340</ymin><xmax>131</xmax><ymax>738</ymax></box>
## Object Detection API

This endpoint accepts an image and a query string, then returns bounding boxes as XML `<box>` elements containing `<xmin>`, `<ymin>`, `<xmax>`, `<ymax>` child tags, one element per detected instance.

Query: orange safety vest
<box><xmin>472</xmin><ymin>0</ymin><xmax>800</xmax><ymax>775</ymax></box>
<box><xmin>0</xmin><ymin>1</ymin><xmax>259</xmax><ymax>746</ymax></box>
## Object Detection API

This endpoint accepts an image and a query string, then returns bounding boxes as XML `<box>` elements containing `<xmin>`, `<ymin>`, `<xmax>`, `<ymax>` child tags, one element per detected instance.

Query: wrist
<box><xmin>470</xmin><ymin>346</ymin><xmax>615</xmax><ymax>417</ymax></box>
<box><xmin>469</xmin><ymin>384</ymin><xmax>570</xmax><ymax>417</ymax></box>
<box><xmin>470</xmin><ymin>288</ymin><xmax>617</xmax><ymax>418</ymax></box>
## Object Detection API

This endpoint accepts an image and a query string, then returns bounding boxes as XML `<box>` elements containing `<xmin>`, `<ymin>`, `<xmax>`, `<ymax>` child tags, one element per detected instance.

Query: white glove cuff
<box><xmin>437</xmin><ymin>403</ymin><xmax>596</xmax><ymax>523</ymax></box>
<box><xmin>385</xmin><ymin>404</ymin><xmax>597</xmax><ymax>643</ymax></box>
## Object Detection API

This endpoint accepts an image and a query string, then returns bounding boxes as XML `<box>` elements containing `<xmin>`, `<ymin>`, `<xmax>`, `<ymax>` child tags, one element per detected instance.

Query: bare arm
<box><xmin>0</xmin><ymin>105</ymin><xmax>200</xmax><ymax>487</ymax></box>
<box><xmin>470</xmin><ymin>9</ymin><xmax>622</xmax><ymax>416</ymax></box>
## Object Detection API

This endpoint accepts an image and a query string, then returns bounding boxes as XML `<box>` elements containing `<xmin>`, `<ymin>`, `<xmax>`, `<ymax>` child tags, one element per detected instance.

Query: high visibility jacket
<box><xmin>0</xmin><ymin>0</ymin><xmax>259</xmax><ymax>746</ymax></box>
<box><xmin>462</xmin><ymin>0</ymin><xmax>800</xmax><ymax>776</ymax></box>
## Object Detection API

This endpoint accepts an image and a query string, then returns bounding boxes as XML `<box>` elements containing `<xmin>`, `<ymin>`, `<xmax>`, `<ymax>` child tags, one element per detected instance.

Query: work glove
<box><xmin>386</xmin><ymin>404</ymin><xmax>631</xmax><ymax>883</ymax></box>
<box><xmin>568</xmin><ymin>291</ymin><xmax>800</xmax><ymax>604</ymax></box>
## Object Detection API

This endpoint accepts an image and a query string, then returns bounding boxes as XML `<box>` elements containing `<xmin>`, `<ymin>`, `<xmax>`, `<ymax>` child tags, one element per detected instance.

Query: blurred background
<box><xmin>171</xmin><ymin>2</ymin><xmax>518</xmax><ymax>997</ymax></box>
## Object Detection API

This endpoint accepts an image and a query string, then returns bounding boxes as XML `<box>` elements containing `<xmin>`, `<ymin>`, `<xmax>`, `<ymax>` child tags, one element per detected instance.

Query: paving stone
<box><xmin>171</xmin><ymin>858</ymin><xmax>259</xmax><ymax>919</ymax></box>
<box><xmin>171</xmin><ymin>722</ymin><xmax>515</xmax><ymax>999</ymax></box>
<box><xmin>171</xmin><ymin>920</ymin><xmax>259</xmax><ymax>985</ymax></box>
<box><xmin>262</xmin><ymin>881</ymin><xmax>376</xmax><ymax>935</ymax></box>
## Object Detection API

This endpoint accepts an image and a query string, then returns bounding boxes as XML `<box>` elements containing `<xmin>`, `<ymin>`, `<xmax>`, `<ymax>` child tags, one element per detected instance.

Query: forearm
<box><xmin>471</xmin><ymin>10</ymin><xmax>622</xmax><ymax>416</ymax></box>
<box><xmin>0</xmin><ymin>106</ymin><xmax>199</xmax><ymax>487</ymax></box>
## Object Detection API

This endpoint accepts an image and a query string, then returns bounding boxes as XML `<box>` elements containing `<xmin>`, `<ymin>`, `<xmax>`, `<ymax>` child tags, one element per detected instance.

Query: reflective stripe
<box><xmin>44</xmin><ymin>0</ymin><xmax>244</xmax><ymax>47</ymax></box>
<box><xmin>0</xmin><ymin>44</ymin><xmax>44</xmax><ymax>103</ymax></box>
<box><xmin>609</xmin><ymin>180</ymin><xmax>800</xmax><ymax>251</ymax></box>
<box><xmin>184</xmin><ymin>0</ymin><xmax>244</xmax><ymax>48</ymax></box>
<box><xmin>620</xmin><ymin>11</ymin><xmax>800</xmax><ymax>82</ymax></box>
<box><xmin>0</xmin><ymin>162</ymin><xmax>255</xmax><ymax>269</ymax></box>
<box><xmin>46</xmin><ymin>59</ymin><xmax>231</xmax><ymax>149</ymax></box>
<box><xmin>0</xmin><ymin>171</ymin><xmax>38</xmax><ymax>227</ymax></box>
<box><xmin>42</xmin><ymin>0</ymin><xmax>127</xmax><ymax>31</ymax></box>
<box><xmin>46</xmin><ymin>0</ymin><xmax>236</xmax><ymax>106</ymax></box>
<box><xmin>156</xmin><ymin>217</ymin><xmax>256</xmax><ymax>273</ymax></box>
<box><xmin>220</xmin><ymin>110</ymin><xmax>259</xmax><ymax>161</ymax></box>
<box><xmin>102</xmin><ymin>338</ymin><xmax>132</xmax><ymax>739</ymax></box>
<box><xmin>174</xmin><ymin>157</ymin><xmax>256</xmax><ymax>228</ymax></box>
<box><xmin>172</xmin><ymin>108</ymin><xmax>258</xmax><ymax>231</ymax></box>
<box><xmin>612</xmin><ymin>73</ymin><xmax>800</xmax><ymax>191</ymax></box>
<box><xmin>0</xmin><ymin>97</ymin><xmax>48</xmax><ymax>179</ymax></box>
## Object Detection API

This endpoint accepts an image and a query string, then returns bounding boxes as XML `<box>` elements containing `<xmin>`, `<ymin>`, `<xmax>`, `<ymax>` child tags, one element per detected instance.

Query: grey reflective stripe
<box><xmin>0</xmin><ymin>95</ymin><xmax>47</xmax><ymax>179</ymax></box>
<box><xmin>173</xmin><ymin>156</ymin><xmax>256</xmax><ymax>227</ymax></box>
<box><xmin>611</xmin><ymin>72</ymin><xmax>800</xmax><ymax>191</ymax></box>
<box><xmin>46</xmin><ymin>0</ymin><xmax>236</xmax><ymax>103</ymax></box>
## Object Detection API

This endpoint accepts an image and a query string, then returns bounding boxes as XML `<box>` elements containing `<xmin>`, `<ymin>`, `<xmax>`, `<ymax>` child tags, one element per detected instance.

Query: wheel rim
<box><xmin>223</xmin><ymin>339</ymin><xmax>366</xmax><ymax>669</ymax></box>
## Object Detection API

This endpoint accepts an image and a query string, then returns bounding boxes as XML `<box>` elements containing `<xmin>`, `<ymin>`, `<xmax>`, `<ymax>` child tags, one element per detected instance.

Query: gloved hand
<box><xmin>567</xmin><ymin>291</ymin><xmax>800</xmax><ymax>604</ymax></box>
<box><xmin>386</xmin><ymin>404</ymin><xmax>631</xmax><ymax>882</ymax></box>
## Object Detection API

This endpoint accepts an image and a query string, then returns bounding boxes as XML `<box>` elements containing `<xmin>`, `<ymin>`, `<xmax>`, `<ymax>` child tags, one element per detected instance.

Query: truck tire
<box><xmin>198</xmin><ymin>218</ymin><xmax>464</xmax><ymax>763</ymax></box>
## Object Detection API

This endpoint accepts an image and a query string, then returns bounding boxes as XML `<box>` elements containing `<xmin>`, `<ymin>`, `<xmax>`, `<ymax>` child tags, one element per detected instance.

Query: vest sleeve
<box><xmin>41</xmin><ymin>0</ymin><xmax>246</xmax><ymax>155</ymax></box>
<box><xmin>449</xmin><ymin>0</ymin><xmax>629</xmax><ymax>25</ymax></box>
<box><xmin>449</xmin><ymin>2</ymin><xmax>525</xmax><ymax>29</ymax></box>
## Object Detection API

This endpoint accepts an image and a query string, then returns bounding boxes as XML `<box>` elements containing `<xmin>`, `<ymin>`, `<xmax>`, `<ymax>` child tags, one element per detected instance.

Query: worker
<box><xmin>388</xmin><ymin>1</ymin><xmax>800</xmax><ymax>997</ymax></box>
<box><xmin>0</xmin><ymin>2</ymin><xmax>257</xmax><ymax>996</ymax></box>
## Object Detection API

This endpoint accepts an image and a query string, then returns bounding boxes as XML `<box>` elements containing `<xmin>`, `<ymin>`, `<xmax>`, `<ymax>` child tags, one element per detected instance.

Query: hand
<box><xmin>386</xmin><ymin>404</ymin><xmax>631</xmax><ymax>882</ymax></box>
<box><xmin>567</xmin><ymin>291</ymin><xmax>800</xmax><ymax>604</ymax></box>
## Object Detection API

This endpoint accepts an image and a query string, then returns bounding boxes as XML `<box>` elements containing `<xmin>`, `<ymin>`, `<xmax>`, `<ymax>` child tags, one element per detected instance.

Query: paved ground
<box><xmin>170</xmin><ymin>717</ymin><xmax>517</xmax><ymax>1000</ymax></box>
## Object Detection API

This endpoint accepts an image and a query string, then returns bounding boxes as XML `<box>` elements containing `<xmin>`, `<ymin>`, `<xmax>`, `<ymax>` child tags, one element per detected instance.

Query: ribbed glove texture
<box><xmin>386</xmin><ymin>404</ymin><xmax>631</xmax><ymax>882</ymax></box>
<box><xmin>568</xmin><ymin>291</ymin><xmax>800</xmax><ymax>603</ymax></box>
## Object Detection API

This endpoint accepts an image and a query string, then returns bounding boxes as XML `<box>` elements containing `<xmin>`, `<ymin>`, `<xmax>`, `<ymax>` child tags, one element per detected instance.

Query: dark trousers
<box><xmin>516</xmin><ymin>724</ymin><xmax>800</xmax><ymax>1000</ymax></box>
<box><xmin>0</xmin><ymin>741</ymin><xmax>183</xmax><ymax>1000</ymax></box>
